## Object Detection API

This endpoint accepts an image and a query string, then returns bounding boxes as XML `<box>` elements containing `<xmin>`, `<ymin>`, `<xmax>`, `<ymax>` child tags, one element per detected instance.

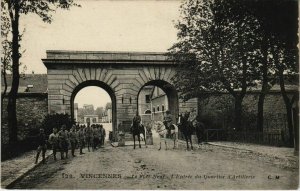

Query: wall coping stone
<box><xmin>2</xmin><ymin>93</ymin><xmax>48</xmax><ymax>98</ymax></box>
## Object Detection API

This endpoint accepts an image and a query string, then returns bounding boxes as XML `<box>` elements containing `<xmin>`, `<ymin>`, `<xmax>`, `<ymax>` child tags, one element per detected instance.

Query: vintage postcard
<box><xmin>1</xmin><ymin>0</ymin><xmax>299</xmax><ymax>190</ymax></box>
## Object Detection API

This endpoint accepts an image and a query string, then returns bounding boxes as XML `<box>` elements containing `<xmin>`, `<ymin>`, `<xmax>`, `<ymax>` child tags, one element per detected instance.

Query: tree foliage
<box><xmin>41</xmin><ymin>113</ymin><xmax>75</xmax><ymax>137</ymax></box>
<box><xmin>169</xmin><ymin>0</ymin><xmax>262</xmax><ymax>130</ymax></box>
<box><xmin>3</xmin><ymin>0</ymin><xmax>80</xmax><ymax>145</ymax></box>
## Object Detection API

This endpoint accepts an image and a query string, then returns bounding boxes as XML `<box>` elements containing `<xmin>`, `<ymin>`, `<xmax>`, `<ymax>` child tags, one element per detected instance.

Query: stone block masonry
<box><xmin>1</xmin><ymin>93</ymin><xmax>48</xmax><ymax>145</ymax></box>
<box><xmin>42</xmin><ymin>51</ymin><xmax>189</xmax><ymax>137</ymax></box>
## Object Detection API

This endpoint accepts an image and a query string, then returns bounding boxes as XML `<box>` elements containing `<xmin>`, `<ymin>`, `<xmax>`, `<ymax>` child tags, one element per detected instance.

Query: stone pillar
<box><xmin>118</xmin><ymin>131</ymin><xmax>125</xmax><ymax>146</ymax></box>
<box><xmin>146</xmin><ymin>133</ymin><xmax>153</xmax><ymax>145</ymax></box>
<box><xmin>117</xmin><ymin>122</ymin><xmax>125</xmax><ymax>146</ymax></box>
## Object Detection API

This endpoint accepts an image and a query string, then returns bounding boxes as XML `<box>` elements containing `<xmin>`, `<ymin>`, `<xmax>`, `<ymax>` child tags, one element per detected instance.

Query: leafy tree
<box><xmin>169</xmin><ymin>0</ymin><xmax>261</xmax><ymax>130</ymax></box>
<box><xmin>248</xmin><ymin>0</ymin><xmax>298</xmax><ymax>146</ymax></box>
<box><xmin>1</xmin><ymin>4</ymin><xmax>12</xmax><ymax>116</ymax></box>
<box><xmin>41</xmin><ymin>113</ymin><xmax>75</xmax><ymax>137</ymax></box>
<box><xmin>105</xmin><ymin>102</ymin><xmax>112</xmax><ymax>110</ymax></box>
<box><xmin>245</xmin><ymin>0</ymin><xmax>298</xmax><ymax>135</ymax></box>
<box><xmin>95</xmin><ymin>107</ymin><xmax>104</xmax><ymax>118</ymax></box>
<box><xmin>3</xmin><ymin>0</ymin><xmax>80</xmax><ymax>145</ymax></box>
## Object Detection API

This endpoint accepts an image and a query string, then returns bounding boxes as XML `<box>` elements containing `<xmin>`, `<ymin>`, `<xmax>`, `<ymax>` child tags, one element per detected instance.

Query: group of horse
<box><xmin>130</xmin><ymin>113</ymin><xmax>205</xmax><ymax>150</ymax></box>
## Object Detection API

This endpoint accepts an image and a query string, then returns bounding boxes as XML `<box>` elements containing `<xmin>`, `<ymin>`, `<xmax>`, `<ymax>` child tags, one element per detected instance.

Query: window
<box><xmin>145</xmin><ymin>110</ymin><xmax>151</xmax><ymax>114</ymax></box>
<box><xmin>162</xmin><ymin>105</ymin><xmax>165</xmax><ymax>111</ymax></box>
<box><xmin>153</xmin><ymin>107</ymin><xmax>155</xmax><ymax>113</ymax></box>
<box><xmin>157</xmin><ymin>105</ymin><xmax>160</xmax><ymax>112</ymax></box>
<box><xmin>145</xmin><ymin>95</ymin><xmax>151</xmax><ymax>103</ymax></box>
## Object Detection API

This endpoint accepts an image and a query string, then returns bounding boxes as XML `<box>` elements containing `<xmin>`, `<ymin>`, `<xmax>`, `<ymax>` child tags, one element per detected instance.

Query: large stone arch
<box><xmin>70</xmin><ymin>80</ymin><xmax>117</xmax><ymax>132</ymax></box>
<box><xmin>43</xmin><ymin>51</ymin><xmax>198</xmax><ymax>137</ymax></box>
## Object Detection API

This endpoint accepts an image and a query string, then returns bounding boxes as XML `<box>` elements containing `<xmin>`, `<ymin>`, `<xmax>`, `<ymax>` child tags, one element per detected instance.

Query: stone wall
<box><xmin>197</xmin><ymin>92</ymin><xmax>296</xmax><ymax>133</ymax></box>
<box><xmin>1</xmin><ymin>93</ymin><xmax>48</xmax><ymax>144</ymax></box>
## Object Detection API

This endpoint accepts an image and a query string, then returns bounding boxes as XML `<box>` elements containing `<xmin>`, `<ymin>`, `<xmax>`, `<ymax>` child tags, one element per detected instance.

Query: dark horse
<box><xmin>178</xmin><ymin>113</ymin><xmax>204</xmax><ymax>150</ymax></box>
<box><xmin>130</xmin><ymin>123</ymin><xmax>147</xmax><ymax>149</ymax></box>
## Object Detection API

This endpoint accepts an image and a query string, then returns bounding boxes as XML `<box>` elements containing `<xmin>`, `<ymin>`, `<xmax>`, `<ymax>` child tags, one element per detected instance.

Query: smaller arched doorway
<box><xmin>70</xmin><ymin>80</ymin><xmax>117</xmax><ymax>134</ymax></box>
<box><xmin>137</xmin><ymin>80</ymin><xmax>179</xmax><ymax>124</ymax></box>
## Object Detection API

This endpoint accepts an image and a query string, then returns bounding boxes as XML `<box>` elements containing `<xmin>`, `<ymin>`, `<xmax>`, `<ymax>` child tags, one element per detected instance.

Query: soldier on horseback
<box><xmin>163</xmin><ymin>110</ymin><xmax>173</xmax><ymax>138</ymax></box>
<box><xmin>131</xmin><ymin>111</ymin><xmax>147</xmax><ymax>149</ymax></box>
<box><xmin>132</xmin><ymin>111</ymin><xmax>142</xmax><ymax>129</ymax></box>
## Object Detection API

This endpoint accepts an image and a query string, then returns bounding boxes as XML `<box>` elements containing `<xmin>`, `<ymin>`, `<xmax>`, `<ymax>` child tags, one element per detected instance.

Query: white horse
<box><xmin>152</xmin><ymin>121</ymin><xmax>178</xmax><ymax>150</ymax></box>
<box><xmin>170</xmin><ymin>123</ymin><xmax>179</xmax><ymax>149</ymax></box>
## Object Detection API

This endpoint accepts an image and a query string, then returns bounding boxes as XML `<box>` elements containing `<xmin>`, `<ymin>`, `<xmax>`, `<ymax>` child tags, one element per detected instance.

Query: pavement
<box><xmin>1</xmin><ymin>140</ymin><xmax>299</xmax><ymax>189</ymax></box>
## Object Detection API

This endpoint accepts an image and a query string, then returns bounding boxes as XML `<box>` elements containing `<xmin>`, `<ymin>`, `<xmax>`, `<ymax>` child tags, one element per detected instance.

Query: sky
<box><xmin>19</xmin><ymin>0</ymin><xmax>181</xmax><ymax>108</ymax></box>
<box><xmin>20</xmin><ymin>0</ymin><xmax>181</xmax><ymax>74</ymax></box>
<box><xmin>74</xmin><ymin>86</ymin><xmax>111</xmax><ymax>108</ymax></box>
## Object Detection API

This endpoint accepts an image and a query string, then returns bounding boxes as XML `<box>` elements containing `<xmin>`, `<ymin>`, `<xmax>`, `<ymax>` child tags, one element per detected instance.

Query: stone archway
<box><xmin>137</xmin><ymin>80</ymin><xmax>179</xmax><ymax>123</ymax></box>
<box><xmin>43</xmin><ymin>51</ymin><xmax>198</xmax><ymax>138</ymax></box>
<box><xmin>70</xmin><ymin>80</ymin><xmax>117</xmax><ymax>132</ymax></box>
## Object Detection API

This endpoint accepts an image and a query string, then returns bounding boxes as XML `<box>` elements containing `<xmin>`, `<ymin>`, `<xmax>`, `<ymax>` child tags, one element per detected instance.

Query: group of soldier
<box><xmin>35</xmin><ymin>123</ymin><xmax>106</xmax><ymax>164</ymax></box>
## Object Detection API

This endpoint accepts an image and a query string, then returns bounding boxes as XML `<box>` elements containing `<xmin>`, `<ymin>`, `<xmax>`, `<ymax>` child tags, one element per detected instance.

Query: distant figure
<box><xmin>35</xmin><ymin>128</ymin><xmax>47</xmax><ymax>164</ymax></box>
<box><xmin>58</xmin><ymin>125</ymin><xmax>69</xmax><ymax>159</ymax></box>
<box><xmin>100</xmin><ymin>125</ymin><xmax>106</xmax><ymax>146</ymax></box>
<box><xmin>132</xmin><ymin>111</ymin><xmax>142</xmax><ymax>129</ymax></box>
<box><xmin>69</xmin><ymin>125</ymin><xmax>77</xmax><ymax>157</ymax></box>
<box><xmin>92</xmin><ymin>125</ymin><xmax>99</xmax><ymax>150</ymax></box>
<box><xmin>131</xmin><ymin>111</ymin><xmax>146</xmax><ymax>149</ymax></box>
<box><xmin>77</xmin><ymin>126</ymin><xmax>85</xmax><ymax>155</ymax></box>
<box><xmin>163</xmin><ymin>110</ymin><xmax>173</xmax><ymax>137</ymax></box>
<box><xmin>85</xmin><ymin>125</ymin><xmax>93</xmax><ymax>152</ymax></box>
<box><xmin>48</xmin><ymin>127</ymin><xmax>59</xmax><ymax>161</ymax></box>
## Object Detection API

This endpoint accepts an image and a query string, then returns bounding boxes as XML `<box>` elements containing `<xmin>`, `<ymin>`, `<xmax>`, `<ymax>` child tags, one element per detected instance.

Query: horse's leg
<box><xmin>185</xmin><ymin>135</ymin><xmax>189</xmax><ymax>150</ymax></box>
<box><xmin>133</xmin><ymin>134</ymin><xmax>136</xmax><ymax>149</ymax></box>
<box><xmin>190</xmin><ymin>135</ymin><xmax>193</xmax><ymax>150</ymax></box>
<box><xmin>138</xmin><ymin>134</ymin><xmax>141</xmax><ymax>148</ymax></box>
<box><xmin>158</xmin><ymin>138</ymin><xmax>161</xmax><ymax>150</ymax></box>
<box><xmin>143</xmin><ymin>132</ymin><xmax>147</xmax><ymax>148</ymax></box>
<box><xmin>172</xmin><ymin>133</ymin><xmax>175</xmax><ymax>149</ymax></box>
<box><xmin>165</xmin><ymin>139</ymin><xmax>168</xmax><ymax>150</ymax></box>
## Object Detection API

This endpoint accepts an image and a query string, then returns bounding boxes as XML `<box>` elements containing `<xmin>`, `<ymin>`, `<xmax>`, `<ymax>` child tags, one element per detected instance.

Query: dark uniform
<box><xmin>77</xmin><ymin>127</ymin><xmax>85</xmax><ymax>154</ymax></box>
<box><xmin>132</xmin><ymin>114</ymin><xmax>141</xmax><ymax>129</ymax></box>
<box><xmin>69</xmin><ymin>126</ymin><xmax>77</xmax><ymax>157</ymax></box>
<box><xmin>100</xmin><ymin>126</ymin><xmax>106</xmax><ymax>146</ymax></box>
<box><xmin>35</xmin><ymin>129</ymin><xmax>47</xmax><ymax>164</ymax></box>
<box><xmin>92</xmin><ymin>126</ymin><xmax>100</xmax><ymax>150</ymax></box>
<box><xmin>85</xmin><ymin>126</ymin><xmax>93</xmax><ymax>152</ymax></box>
<box><xmin>164</xmin><ymin>111</ymin><xmax>173</xmax><ymax>137</ymax></box>
<box><xmin>48</xmin><ymin>129</ymin><xmax>59</xmax><ymax>160</ymax></box>
<box><xmin>58</xmin><ymin>128</ymin><xmax>69</xmax><ymax>159</ymax></box>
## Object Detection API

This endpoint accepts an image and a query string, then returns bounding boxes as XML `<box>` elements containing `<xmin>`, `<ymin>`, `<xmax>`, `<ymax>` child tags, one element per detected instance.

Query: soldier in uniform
<box><xmin>97</xmin><ymin>124</ymin><xmax>103</xmax><ymax>148</ymax></box>
<box><xmin>58</xmin><ymin>125</ymin><xmax>69</xmax><ymax>159</ymax></box>
<box><xmin>69</xmin><ymin>125</ymin><xmax>77</xmax><ymax>157</ymax></box>
<box><xmin>48</xmin><ymin>127</ymin><xmax>59</xmax><ymax>161</ymax></box>
<box><xmin>188</xmin><ymin>108</ymin><xmax>197</xmax><ymax>127</ymax></box>
<box><xmin>85</xmin><ymin>124</ymin><xmax>93</xmax><ymax>152</ymax></box>
<box><xmin>77</xmin><ymin>126</ymin><xmax>85</xmax><ymax>154</ymax></box>
<box><xmin>100</xmin><ymin>124</ymin><xmax>106</xmax><ymax>146</ymax></box>
<box><xmin>163</xmin><ymin>110</ymin><xmax>173</xmax><ymax>137</ymax></box>
<box><xmin>35</xmin><ymin>128</ymin><xmax>47</xmax><ymax>164</ymax></box>
<box><xmin>132</xmin><ymin>111</ymin><xmax>141</xmax><ymax>130</ymax></box>
<box><xmin>92</xmin><ymin>125</ymin><xmax>99</xmax><ymax>150</ymax></box>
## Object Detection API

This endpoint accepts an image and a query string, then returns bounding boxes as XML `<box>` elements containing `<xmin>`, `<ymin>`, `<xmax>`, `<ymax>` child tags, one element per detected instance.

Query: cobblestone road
<box><xmin>11</xmin><ymin>137</ymin><xmax>299</xmax><ymax>190</ymax></box>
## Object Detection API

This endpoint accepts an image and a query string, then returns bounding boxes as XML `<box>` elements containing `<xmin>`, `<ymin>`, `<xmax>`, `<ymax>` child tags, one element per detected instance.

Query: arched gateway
<box><xmin>42</xmin><ymin>51</ymin><xmax>198</xmax><ymax>137</ymax></box>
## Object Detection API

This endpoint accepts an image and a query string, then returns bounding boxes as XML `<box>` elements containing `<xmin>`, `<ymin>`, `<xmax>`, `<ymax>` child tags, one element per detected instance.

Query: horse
<box><xmin>178</xmin><ymin>113</ymin><xmax>195</xmax><ymax>150</ymax></box>
<box><xmin>152</xmin><ymin>121</ymin><xmax>178</xmax><ymax>150</ymax></box>
<box><xmin>130</xmin><ymin>122</ymin><xmax>147</xmax><ymax>149</ymax></box>
<box><xmin>178</xmin><ymin>113</ymin><xmax>205</xmax><ymax>150</ymax></box>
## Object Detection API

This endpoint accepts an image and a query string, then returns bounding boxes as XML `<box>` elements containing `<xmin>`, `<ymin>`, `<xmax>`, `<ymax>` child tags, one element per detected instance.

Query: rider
<box><xmin>163</xmin><ymin>110</ymin><xmax>173</xmax><ymax>137</ymax></box>
<box><xmin>188</xmin><ymin>108</ymin><xmax>197</xmax><ymax>127</ymax></box>
<box><xmin>132</xmin><ymin>111</ymin><xmax>141</xmax><ymax>129</ymax></box>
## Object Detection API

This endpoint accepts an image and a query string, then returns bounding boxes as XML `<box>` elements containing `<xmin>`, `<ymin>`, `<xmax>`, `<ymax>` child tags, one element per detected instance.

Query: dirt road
<box><xmin>12</xmin><ymin>139</ymin><xmax>298</xmax><ymax>190</ymax></box>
